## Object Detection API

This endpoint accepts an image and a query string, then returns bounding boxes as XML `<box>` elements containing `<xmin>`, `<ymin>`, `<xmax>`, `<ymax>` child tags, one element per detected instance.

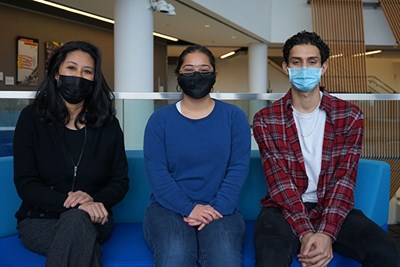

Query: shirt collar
<box><xmin>284</xmin><ymin>87</ymin><xmax>333</xmax><ymax>116</ymax></box>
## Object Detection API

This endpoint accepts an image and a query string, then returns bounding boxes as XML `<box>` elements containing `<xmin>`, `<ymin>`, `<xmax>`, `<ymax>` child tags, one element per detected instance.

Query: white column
<box><xmin>248</xmin><ymin>43</ymin><xmax>268</xmax><ymax>149</ymax></box>
<box><xmin>114</xmin><ymin>0</ymin><xmax>154</xmax><ymax>149</ymax></box>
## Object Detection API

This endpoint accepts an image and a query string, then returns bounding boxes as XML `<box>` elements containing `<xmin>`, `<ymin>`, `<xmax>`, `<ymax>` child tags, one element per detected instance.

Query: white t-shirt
<box><xmin>292</xmin><ymin>96</ymin><xmax>326</xmax><ymax>203</ymax></box>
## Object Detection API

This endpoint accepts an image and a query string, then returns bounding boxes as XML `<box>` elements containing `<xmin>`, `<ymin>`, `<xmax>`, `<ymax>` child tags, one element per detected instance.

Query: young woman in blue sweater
<box><xmin>143</xmin><ymin>45</ymin><xmax>251</xmax><ymax>266</ymax></box>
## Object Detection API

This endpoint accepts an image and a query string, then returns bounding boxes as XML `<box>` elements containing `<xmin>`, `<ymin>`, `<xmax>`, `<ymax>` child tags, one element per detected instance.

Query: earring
<box><xmin>176</xmin><ymin>85</ymin><xmax>181</xmax><ymax>92</ymax></box>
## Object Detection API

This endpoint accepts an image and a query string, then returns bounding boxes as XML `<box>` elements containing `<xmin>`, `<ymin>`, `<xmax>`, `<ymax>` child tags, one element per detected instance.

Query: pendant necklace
<box><xmin>64</xmin><ymin>126</ymin><xmax>87</xmax><ymax>192</ymax></box>
<box><xmin>299</xmin><ymin>111</ymin><xmax>320</xmax><ymax>138</ymax></box>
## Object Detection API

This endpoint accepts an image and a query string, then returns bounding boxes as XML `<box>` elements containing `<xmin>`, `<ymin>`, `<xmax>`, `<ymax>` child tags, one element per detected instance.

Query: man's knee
<box><xmin>369</xmin><ymin>238</ymin><xmax>400</xmax><ymax>266</ymax></box>
<box><xmin>254</xmin><ymin>237</ymin><xmax>296</xmax><ymax>267</ymax></box>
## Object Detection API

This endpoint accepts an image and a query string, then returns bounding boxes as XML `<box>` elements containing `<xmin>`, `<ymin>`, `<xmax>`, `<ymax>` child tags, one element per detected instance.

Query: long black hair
<box><xmin>33</xmin><ymin>40</ymin><xmax>115</xmax><ymax>128</ymax></box>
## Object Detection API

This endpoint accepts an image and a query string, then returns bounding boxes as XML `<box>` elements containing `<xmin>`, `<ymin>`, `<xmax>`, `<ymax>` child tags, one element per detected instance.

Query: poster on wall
<box><xmin>17</xmin><ymin>36</ymin><xmax>39</xmax><ymax>86</ymax></box>
<box><xmin>45</xmin><ymin>41</ymin><xmax>63</xmax><ymax>71</ymax></box>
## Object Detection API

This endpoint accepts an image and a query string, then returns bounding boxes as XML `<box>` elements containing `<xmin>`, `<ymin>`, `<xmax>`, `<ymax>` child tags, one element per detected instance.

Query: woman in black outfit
<box><xmin>13</xmin><ymin>41</ymin><xmax>129</xmax><ymax>267</ymax></box>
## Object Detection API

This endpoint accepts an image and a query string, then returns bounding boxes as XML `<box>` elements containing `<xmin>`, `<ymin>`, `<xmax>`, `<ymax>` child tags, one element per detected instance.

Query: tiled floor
<box><xmin>388</xmin><ymin>224</ymin><xmax>400</xmax><ymax>249</ymax></box>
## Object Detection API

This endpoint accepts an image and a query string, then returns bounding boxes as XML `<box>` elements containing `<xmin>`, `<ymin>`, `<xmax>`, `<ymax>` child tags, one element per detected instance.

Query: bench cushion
<box><xmin>0</xmin><ymin>152</ymin><xmax>390</xmax><ymax>267</ymax></box>
<box><xmin>0</xmin><ymin>221</ymin><xmax>360</xmax><ymax>267</ymax></box>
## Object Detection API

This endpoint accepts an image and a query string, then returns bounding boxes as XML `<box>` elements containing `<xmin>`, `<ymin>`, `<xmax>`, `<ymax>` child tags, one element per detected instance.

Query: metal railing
<box><xmin>1</xmin><ymin>90</ymin><xmax>399</xmax><ymax>196</ymax></box>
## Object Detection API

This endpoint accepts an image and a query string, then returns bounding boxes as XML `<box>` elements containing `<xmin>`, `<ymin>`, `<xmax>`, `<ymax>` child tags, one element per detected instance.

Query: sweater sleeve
<box><xmin>210</xmin><ymin>107</ymin><xmax>251</xmax><ymax>214</ymax></box>
<box><xmin>92</xmin><ymin>118</ymin><xmax>129</xmax><ymax>210</ymax></box>
<box><xmin>144</xmin><ymin>111</ymin><xmax>196</xmax><ymax>216</ymax></box>
<box><xmin>13</xmin><ymin>107</ymin><xmax>68</xmax><ymax>214</ymax></box>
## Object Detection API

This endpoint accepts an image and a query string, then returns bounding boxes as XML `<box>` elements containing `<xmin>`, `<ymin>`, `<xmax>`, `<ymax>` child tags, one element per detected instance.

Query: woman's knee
<box><xmin>59</xmin><ymin>209</ymin><xmax>92</xmax><ymax>230</ymax></box>
<box><xmin>144</xmin><ymin>204</ymin><xmax>198</xmax><ymax>265</ymax></box>
<box><xmin>152</xmin><ymin>234</ymin><xmax>198</xmax><ymax>267</ymax></box>
<box><xmin>254</xmin><ymin>208</ymin><xmax>299</xmax><ymax>267</ymax></box>
<box><xmin>196</xmin><ymin>212</ymin><xmax>245</xmax><ymax>267</ymax></box>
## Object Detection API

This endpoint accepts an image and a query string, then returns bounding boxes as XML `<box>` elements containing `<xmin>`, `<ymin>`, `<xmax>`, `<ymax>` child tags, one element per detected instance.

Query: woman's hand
<box><xmin>63</xmin><ymin>190</ymin><xmax>93</xmax><ymax>208</ymax></box>
<box><xmin>78</xmin><ymin>202</ymin><xmax>109</xmax><ymax>225</ymax></box>
<box><xmin>183</xmin><ymin>204</ymin><xmax>223</xmax><ymax>230</ymax></box>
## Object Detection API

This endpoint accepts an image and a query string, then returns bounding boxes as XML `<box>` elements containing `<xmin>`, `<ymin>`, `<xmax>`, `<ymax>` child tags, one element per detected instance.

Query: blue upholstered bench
<box><xmin>0</xmin><ymin>150</ymin><xmax>390</xmax><ymax>266</ymax></box>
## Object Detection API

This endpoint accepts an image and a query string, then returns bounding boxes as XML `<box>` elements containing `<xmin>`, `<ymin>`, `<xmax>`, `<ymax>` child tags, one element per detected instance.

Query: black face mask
<box><xmin>177</xmin><ymin>72</ymin><xmax>216</xmax><ymax>99</ymax></box>
<box><xmin>56</xmin><ymin>75</ymin><xmax>94</xmax><ymax>104</ymax></box>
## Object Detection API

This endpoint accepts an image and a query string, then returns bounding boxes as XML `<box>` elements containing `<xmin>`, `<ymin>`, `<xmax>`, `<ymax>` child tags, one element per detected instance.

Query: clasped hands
<box><xmin>183</xmin><ymin>204</ymin><xmax>223</xmax><ymax>231</ymax></box>
<box><xmin>297</xmin><ymin>232</ymin><xmax>333</xmax><ymax>267</ymax></box>
<box><xmin>63</xmin><ymin>190</ymin><xmax>108</xmax><ymax>225</ymax></box>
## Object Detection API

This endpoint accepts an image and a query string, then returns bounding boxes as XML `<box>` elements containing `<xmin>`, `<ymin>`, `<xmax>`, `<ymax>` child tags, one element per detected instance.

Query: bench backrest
<box><xmin>113</xmin><ymin>150</ymin><xmax>391</xmax><ymax>227</ymax></box>
<box><xmin>0</xmin><ymin>150</ymin><xmax>390</xmax><ymax>237</ymax></box>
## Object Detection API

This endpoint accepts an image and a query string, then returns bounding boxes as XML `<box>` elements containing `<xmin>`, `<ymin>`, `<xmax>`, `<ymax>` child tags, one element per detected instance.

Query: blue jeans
<box><xmin>254</xmin><ymin>205</ymin><xmax>400</xmax><ymax>267</ymax></box>
<box><xmin>143</xmin><ymin>202</ymin><xmax>245</xmax><ymax>267</ymax></box>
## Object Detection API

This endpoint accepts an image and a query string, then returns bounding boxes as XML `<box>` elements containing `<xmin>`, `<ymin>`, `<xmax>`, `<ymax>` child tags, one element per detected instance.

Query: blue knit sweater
<box><xmin>144</xmin><ymin>99</ymin><xmax>251</xmax><ymax>217</ymax></box>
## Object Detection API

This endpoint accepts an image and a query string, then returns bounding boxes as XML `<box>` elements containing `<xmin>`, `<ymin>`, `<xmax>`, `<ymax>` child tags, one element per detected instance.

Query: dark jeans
<box><xmin>254</xmin><ymin>205</ymin><xmax>400</xmax><ymax>267</ymax></box>
<box><xmin>143</xmin><ymin>202</ymin><xmax>245</xmax><ymax>267</ymax></box>
<box><xmin>17</xmin><ymin>209</ymin><xmax>114</xmax><ymax>267</ymax></box>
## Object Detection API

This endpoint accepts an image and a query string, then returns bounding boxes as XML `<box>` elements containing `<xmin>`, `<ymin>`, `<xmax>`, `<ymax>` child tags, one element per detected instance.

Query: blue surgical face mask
<box><xmin>288</xmin><ymin>67</ymin><xmax>322</xmax><ymax>92</ymax></box>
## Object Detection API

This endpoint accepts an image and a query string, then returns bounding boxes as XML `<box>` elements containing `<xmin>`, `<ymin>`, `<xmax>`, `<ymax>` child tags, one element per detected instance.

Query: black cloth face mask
<box><xmin>56</xmin><ymin>75</ymin><xmax>94</xmax><ymax>104</ymax></box>
<box><xmin>177</xmin><ymin>72</ymin><xmax>216</xmax><ymax>99</ymax></box>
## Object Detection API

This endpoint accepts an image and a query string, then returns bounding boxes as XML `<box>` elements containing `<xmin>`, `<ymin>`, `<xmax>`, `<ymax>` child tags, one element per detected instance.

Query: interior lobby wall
<box><xmin>0</xmin><ymin>4</ymin><xmax>115</xmax><ymax>90</ymax></box>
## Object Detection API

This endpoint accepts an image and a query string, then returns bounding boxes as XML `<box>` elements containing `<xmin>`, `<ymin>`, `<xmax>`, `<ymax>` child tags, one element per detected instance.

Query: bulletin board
<box><xmin>17</xmin><ymin>36</ymin><xmax>39</xmax><ymax>86</ymax></box>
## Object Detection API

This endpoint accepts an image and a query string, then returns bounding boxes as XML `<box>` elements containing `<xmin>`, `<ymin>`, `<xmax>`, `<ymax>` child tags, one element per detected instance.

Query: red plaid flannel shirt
<box><xmin>253</xmin><ymin>89</ymin><xmax>364</xmax><ymax>239</ymax></box>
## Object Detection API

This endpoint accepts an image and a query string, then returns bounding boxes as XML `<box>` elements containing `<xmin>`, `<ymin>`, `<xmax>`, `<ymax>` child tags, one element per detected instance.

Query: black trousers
<box><xmin>17</xmin><ymin>209</ymin><xmax>114</xmax><ymax>267</ymax></box>
<box><xmin>254</xmin><ymin>205</ymin><xmax>400</xmax><ymax>267</ymax></box>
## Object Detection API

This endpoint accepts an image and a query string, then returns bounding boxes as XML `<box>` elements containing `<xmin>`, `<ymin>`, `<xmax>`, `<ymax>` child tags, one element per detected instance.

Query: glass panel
<box><xmin>0</xmin><ymin>99</ymin><xmax>32</xmax><ymax>157</ymax></box>
<box><xmin>1</xmin><ymin>93</ymin><xmax>399</xmax><ymax>163</ymax></box>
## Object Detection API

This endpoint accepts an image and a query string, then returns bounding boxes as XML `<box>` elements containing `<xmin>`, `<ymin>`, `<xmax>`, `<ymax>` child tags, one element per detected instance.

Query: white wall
<box><xmin>269</xmin><ymin>62</ymin><xmax>290</xmax><ymax>93</ymax></box>
<box><xmin>215</xmin><ymin>56</ymin><xmax>249</xmax><ymax>92</ymax></box>
<box><xmin>367</xmin><ymin>58</ymin><xmax>400</xmax><ymax>91</ymax></box>
<box><xmin>269</xmin><ymin>0</ymin><xmax>312</xmax><ymax>44</ymax></box>
<box><xmin>192</xmin><ymin>0</ymin><xmax>271</xmax><ymax>41</ymax></box>
<box><xmin>363</xmin><ymin>8</ymin><xmax>396</xmax><ymax>46</ymax></box>
<box><xmin>394</xmin><ymin>63</ymin><xmax>400</xmax><ymax>91</ymax></box>
<box><xmin>193</xmin><ymin>0</ymin><xmax>397</xmax><ymax>46</ymax></box>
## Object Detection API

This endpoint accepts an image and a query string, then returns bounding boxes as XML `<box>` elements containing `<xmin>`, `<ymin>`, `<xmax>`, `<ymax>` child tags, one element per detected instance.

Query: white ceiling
<box><xmin>25</xmin><ymin>0</ymin><xmax>400</xmax><ymax>59</ymax></box>
<box><xmin>50</xmin><ymin>0</ymin><xmax>266</xmax><ymax>58</ymax></box>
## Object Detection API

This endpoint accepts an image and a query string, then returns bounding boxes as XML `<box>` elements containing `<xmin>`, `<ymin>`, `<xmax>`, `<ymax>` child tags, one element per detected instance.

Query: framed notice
<box><xmin>17</xmin><ymin>36</ymin><xmax>39</xmax><ymax>86</ymax></box>
<box><xmin>45</xmin><ymin>41</ymin><xmax>63</xmax><ymax>71</ymax></box>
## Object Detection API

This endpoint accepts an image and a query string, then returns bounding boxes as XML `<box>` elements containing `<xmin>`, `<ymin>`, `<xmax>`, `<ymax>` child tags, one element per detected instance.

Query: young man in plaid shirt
<box><xmin>253</xmin><ymin>31</ymin><xmax>399</xmax><ymax>267</ymax></box>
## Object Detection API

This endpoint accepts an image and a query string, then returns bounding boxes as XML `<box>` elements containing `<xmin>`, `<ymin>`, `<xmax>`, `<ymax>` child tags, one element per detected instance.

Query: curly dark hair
<box><xmin>174</xmin><ymin>45</ymin><xmax>216</xmax><ymax>75</ymax></box>
<box><xmin>282</xmin><ymin>31</ymin><xmax>330</xmax><ymax>64</ymax></box>
<box><xmin>33</xmin><ymin>40</ymin><xmax>115</xmax><ymax>128</ymax></box>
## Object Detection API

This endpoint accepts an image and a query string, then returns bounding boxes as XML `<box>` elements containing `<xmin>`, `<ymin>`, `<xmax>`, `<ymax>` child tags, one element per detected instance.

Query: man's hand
<box><xmin>298</xmin><ymin>232</ymin><xmax>333</xmax><ymax>267</ymax></box>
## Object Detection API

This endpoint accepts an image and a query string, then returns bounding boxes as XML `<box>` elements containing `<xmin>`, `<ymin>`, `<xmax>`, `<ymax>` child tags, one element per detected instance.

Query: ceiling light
<box><xmin>353</xmin><ymin>50</ymin><xmax>382</xmax><ymax>57</ymax></box>
<box><xmin>365</xmin><ymin>50</ymin><xmax>382</xmax><ymax>56</ymax></box>
<box><xmin>33</xmin><ymin>0</ymin><xmax>178</xmax><ymax>42</ymax></box>
<box><xmin>153</xmin><ymin>32</ymin><xmax>178</xmax><ymax>42</ymax></box>
<box><xmin>149</xmin><ymin>0</ymin><xmax>176</xmax><ymax>16</ymax></box>
<box><xmin>33</xmin><ymin>0</ymin><xmax>114</xmax><ymax>24</ymax></box>
<box><xmin>220</xmin><ymin>51</ymin><xmax>236</xmax><ymax>59</ymax></box>
<box><xmin>330</xmin><ymin>53</ymin><xmax>343</xmax><ymax>59</ymax></box>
